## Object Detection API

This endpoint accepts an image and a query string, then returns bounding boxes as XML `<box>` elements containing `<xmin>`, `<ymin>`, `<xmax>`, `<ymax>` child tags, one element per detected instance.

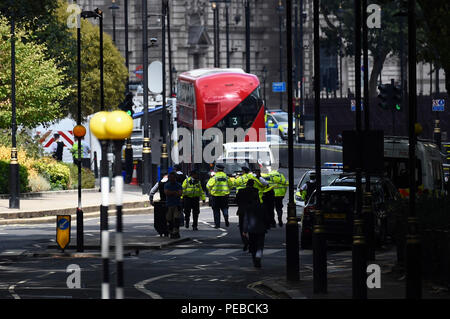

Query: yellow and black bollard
<box><xmin>90</xmin><ymin>111</ymin><xmax>111</xmax><ymax>299</ymax></box>
<box><xmin>105</xmin><ymin>110</ymin><xmax>133</xmax><ymax>299</ymax></box>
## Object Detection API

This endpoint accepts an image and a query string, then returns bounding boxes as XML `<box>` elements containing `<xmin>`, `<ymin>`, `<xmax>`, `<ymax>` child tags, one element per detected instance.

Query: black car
<box><xmin>300</xmin><ymin>176</ymin><xmax>401</xmax><ymax>249</ymax></box>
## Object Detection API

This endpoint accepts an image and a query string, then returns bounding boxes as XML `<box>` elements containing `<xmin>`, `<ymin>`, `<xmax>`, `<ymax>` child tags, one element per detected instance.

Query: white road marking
<box><xmin>163</xmin><ymin>249</ymin><xmax>197</xmax><ymax>256</ymax></box>
<box><xmin>134</xmin><ymin>274</ymin><xmax>176</xmax><ymax>299</ymax></box>
<box><xmin>37</xmin><ymin>271</ymin><xmax>56</xmax><ymax>278</ymax></box>
<box><xmin>263</xmin><ymin>249</ymin><xmax>283</xmax><ymax>255</ymax></box>
<box><xmin>9</xmin><ymin>279</ymin><xmax>29</xmax><ymax>299</ymax></box>
<box><xmin>206</xmin><ymin>249</ymin><xmax>239</xmax><ymax>256</ymax></box>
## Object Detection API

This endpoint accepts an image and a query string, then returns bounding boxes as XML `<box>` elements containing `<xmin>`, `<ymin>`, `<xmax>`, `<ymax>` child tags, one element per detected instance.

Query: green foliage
<box><xmin>0</xmin><ymin>16</ymin><xmax>72</xmax><ymax>129</ymax></box>
<box><xmin>50</xmin><ymin>1</ymin><xmax>128</xmax><ymax>120</ymax></box>
<box><xmin>28</xmin><ymin>173</ymin><xmax>51</xmax><ymax>192</ymax></box>
<box><xmin>0</xmin><ymin>160</ymin><xmax>30</xmax><ymax>194</ymax></box>
<box><xmin>0</xmin><ymin>129</ymin><xmax>44</xmax><ymax>158</ymax></box>
<box><xmin>0</xmin><ymin>0</ymin><xmax>57</xmax><ymax>22</ymax></box>
<box><xmin>32</xmin><ymin>157</ymin><xmax>71</xmax><ymax>190</ymax></box>
<box><xmin>66</xmin><ymin>163</ymin><xmax>96</xmax><ymax>189</ymax></box>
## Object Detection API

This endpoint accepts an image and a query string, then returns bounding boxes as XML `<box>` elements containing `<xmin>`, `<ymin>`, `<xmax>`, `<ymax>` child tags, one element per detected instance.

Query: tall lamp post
<box><xmin>9</xmin><ymin>13</ymin><xmax>19</xmax><ymax>209</ymax></box>
<box><xmin>109</xmin><ymin>0</ymin><xmax>119</xmax><ymax>44</ymax></box>
<box><xmin>225</xmin><ymin>0</ymin><xmax>230</xmax><ymax>68</ymax></box>
<box><xmin>244</xmin><ymin>0</ymin><xmax>250</xmax><ymax>73</ymax></box>
<box><xmin>277</xmin><ymin>1</ymin><xmax>284</xmax><ymax>110</ymax></box>
<box><xmin>142</xmin><ymin>0</ymin><xmax>151</xmax><ymax>194</ymax></box>
<box><xmin>161</xmin><ymin>0</ymin><xmax>169</xmax><ymax>175</ymax></box>
<box><xmin>124</xmin><ymin>0</ymin><xmax>133</xmax><ymax>184</ymax></box>
<box><xmin>285</xmin><ymin>0</ymin><xmax>300</xmax><ymax>283</ymax></box>
<box><xmin>211</xmin><ymin>2</ymin><xmax>219</xmax><ymax>68</ymax></box>
<box><xmin>262</xmin><ymin>66</ymin><xmax>267</xmax><ymax>110</ymax></box>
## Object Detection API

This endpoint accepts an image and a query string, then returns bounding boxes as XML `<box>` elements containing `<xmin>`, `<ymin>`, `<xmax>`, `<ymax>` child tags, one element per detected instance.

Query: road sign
<box><xmin>350</xmin><ymin>100</ymin><xmax>364</xmax><ymax>112</ymax></box>
<box><xmin>148</xmin><ymin>61</ymin><xmax>163</xmax><ymax>94</ymax></box>
<box><xmin>272</xmin><ymin>82</ymin><xmax>286</xmax><ymax>92</ymax></box>
<box><xmin>134</xmin><ymin>65</ymin><xmax>143</xmax><ymax>80</ymax></box>
<box><xmin>56</xmin><ymin>215</ymin><xmax>71</xmax><ymax>251</ymax></box>
<box><xmin>432</xmin><ymin>99</ymin><xmax>445</xmax><ymax>112</ymax></box>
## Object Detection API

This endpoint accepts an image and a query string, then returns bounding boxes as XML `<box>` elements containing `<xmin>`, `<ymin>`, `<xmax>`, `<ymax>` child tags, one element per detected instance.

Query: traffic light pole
<box><xmin>406</xmin><ymin>0</ymin><xmax>421</xmax><ymax>299</ymax></box>
<box><xmin>142</xmin><ymin>0</ymin><xmax>151</xmax><ymax>194</ymax></box>
<box><xmin>353</xmin><ymin>0</ymin><xmax>367</xmax><ymax>300</ymax></box>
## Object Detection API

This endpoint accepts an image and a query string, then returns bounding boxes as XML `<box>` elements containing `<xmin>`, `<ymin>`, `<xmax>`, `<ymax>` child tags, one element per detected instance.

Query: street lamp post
<box><xmin>142</xmin><ymin>0</ymin><xmax>151</xmax><ymax>194</ymax></box>
<box><xmin>285</xmin><ymin>0</ymin><xmax>300</xmax><ymax>283</ymax></box>
<box><xmin>312</xmin><ymin>0</ymin><xmax>327</xmax><ymax>293</ymax></box>
<box><xmin>244</xmin><ymin>0</ymin><xmax>250</xmax><ymax>73</ymax></box>
<box><xmin>109</xmin><ymin>0</ymin><xmax>119</xmax><ymax>44</ymax></box>
<box><xmin>212</xmin><ymin>2</ymin><xmax>219</xmax><ymax>68</ymax></box>
<box><xmin>278</xmin><ymin>1</ymin><xmax>284</xmax><ymax>110</ymax></box>
<box><xmin>353</xmin><ymin>0</ymin><xmax>367</xmax><ymax>299</ymax></box>
<box><xmin>167</xmin><ymin>1</ymin><xmax>174</xmax><ymax>97</ymax></box>
<box><xmin>9</xmin><ymin>13</ymin><xmax>19</xmax><ymax>210</ymax></box>
<box><xmin>262</xmin><ymin>66</ymin><xmax>267</xmax><ymax>110</ymax></box>
<box><xmin>161</xmin><ymin>0</ymin><xmax>169</xmax><ymax>175</ymax></box>
<box><xmin>225</xmin><ymin>1</ymin><xmax>230</xmax><ymax>68</ymax></box>
<box><xmin>298</xmin><ymin>0</ymin><xmax>305</xmax><ymax>142</ymax></box>
<box><xmin>76</xmin><ymin>15</ymin><xmax>83</xmax><ymax>252</ymax></box>
<box><xmin>406</xmin><ymin>0</ymin><xmax>422</xmax><ymax>299</ymax></box>
<box><xmin>124</xmin><ymin>0</ymin><xmax>133</xmax><ymax>184</ymax></box>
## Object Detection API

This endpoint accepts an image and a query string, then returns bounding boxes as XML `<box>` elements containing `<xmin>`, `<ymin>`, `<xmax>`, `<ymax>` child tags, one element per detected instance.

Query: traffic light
<box><xmin>119</xmin><ymin>92</ymin><xmax>134</xmax><ymax>116</ymax></box>
<box><xmin>393</xmin><ymin>84</ymin><xmax>402</xmax><ymax>111</ymax></box>
<box><xmin>377</xmin><ymin>83</ymin><xmax>391</xmax><ymax>110</ymax></box>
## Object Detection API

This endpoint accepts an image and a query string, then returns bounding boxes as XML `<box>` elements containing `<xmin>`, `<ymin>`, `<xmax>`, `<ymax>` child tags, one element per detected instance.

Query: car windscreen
<box><xmin>298</xmin><ymin>172</ymin><xmax>341</xmax><ymax>189</ymax></box>
<box><xmin>272</xmin><ymin>113</ymin><xmax>288</xmax><ymax>123</ymax></box>
<box><xmin>320</xmin><ymin>191</ymin><xmax>355</xmax><ymax>213</ymax></box>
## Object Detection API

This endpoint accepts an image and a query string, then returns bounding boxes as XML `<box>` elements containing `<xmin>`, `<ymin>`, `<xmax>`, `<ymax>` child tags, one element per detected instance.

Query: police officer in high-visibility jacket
<box><xmin>182</xmin><ymin>170</ymin><xmax>205</xmax><ymax>231</ymax></box>
<box><xmin>207</xmin><ymin>164</ymin><xmax>234</xmax><ymax>228</ymax></box>
<box><xmin>268</xmin><ymin>169</ymin><xmax>288</xmax><ymax>227</ymax></box>
<box><xmin>261</xmin><ymin>172</ymin><xmax>276</xmax><ymax>228</ymax></box>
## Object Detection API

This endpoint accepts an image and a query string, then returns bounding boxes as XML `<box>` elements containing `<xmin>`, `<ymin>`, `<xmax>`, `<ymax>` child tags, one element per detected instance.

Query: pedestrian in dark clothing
<box><xmin>50</xmin><ymin>133</ymin><xmax>64</xmax><ymax>161</ymax></box>
<box><xmin>241</xmin><ymin>179</ymin><xmax>270</xmax><ymax>268</ymax></box>
<box><xmin>164</xmin><ymin>172</ymin><xmax>183</xmax><ymax>239</ymax></box>
<box><xmin>174</xmin><ymin>164</ymin><xmax>187</xmax><ymax>227</ymax></box>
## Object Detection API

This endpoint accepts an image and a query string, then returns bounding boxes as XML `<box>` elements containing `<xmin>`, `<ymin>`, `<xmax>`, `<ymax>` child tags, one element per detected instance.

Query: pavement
<box><xmin>0</xmin><ymin>184</ymin><xmax>155</xmax><ymax>225</ymax></box>
<box><xmin>258</xmin><ymin>249</ymin><xmax>450</xmax><ymax>299</ymax></box>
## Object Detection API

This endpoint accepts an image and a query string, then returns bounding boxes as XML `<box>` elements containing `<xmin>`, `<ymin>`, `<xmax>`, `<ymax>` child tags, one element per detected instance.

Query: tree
<box><xmin>320</xmin><ymin>0</ymin><xmax>408</xmax><ymax>98</ymax></box>
<box><xmin>0</xmin><ymin>16</ymin><xmax>72</xmax><ymax>128</ymax></box>
<box><xmin>52</xmin><ymin>1</ymin><xmax>128</xmax><ymax>119</ymax></box>
<box><xmin>416</xmin><ymin>0</ymin><xmax>450</xmax><ymax>93</ymax></box>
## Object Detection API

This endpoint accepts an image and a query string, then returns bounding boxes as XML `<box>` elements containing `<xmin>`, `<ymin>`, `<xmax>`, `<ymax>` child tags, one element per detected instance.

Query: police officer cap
<box><xmin>216</xmin><ymin>164</ymin><xmax>225</xmax><ymax>170</ymax></box>
<box><xmin>174</xmin><ymin>164</ymin><xmax>182</xmax><ymax>171</ymax></box>
<box><xmin>241</xmin><ymin>166</ymin><xmax>250</xmax><ymax>172</ymax></box>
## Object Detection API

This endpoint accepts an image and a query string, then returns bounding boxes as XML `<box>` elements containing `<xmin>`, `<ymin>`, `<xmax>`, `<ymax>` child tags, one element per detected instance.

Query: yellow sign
<box><xmin>56</xmin><ymin>215</ymin><xmax>71</xmax><ymax>251</ymax></box>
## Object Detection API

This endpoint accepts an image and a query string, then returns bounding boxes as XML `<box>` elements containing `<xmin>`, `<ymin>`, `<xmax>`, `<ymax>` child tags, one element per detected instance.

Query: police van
<box><xmin>384</xmin><ymin>136</ymin><xmax>445</xmax><ymax>195</ymax></box>
<box><xmin>223</xmin><ymin>142</ymin><xmax>276</xmax><ymax>173</ymax></box>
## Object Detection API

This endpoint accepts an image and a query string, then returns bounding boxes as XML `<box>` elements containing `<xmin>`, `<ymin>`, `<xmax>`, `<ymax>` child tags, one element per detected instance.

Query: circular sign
<box><xmin>57</xmin><ymin>217</ymin><xmax>70</xmax><ymax>230</ymax></box>
<box><xmin>73</xmin><ymin>125</ymin><xmax>86</xmax><ymax>138</ymax></box>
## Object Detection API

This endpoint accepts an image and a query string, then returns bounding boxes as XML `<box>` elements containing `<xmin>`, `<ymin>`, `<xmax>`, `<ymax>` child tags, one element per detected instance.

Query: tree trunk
<box><xmin>369</xmin><ymin>51</ymin><xmax>388</xmax><ymax>98</ymax></box>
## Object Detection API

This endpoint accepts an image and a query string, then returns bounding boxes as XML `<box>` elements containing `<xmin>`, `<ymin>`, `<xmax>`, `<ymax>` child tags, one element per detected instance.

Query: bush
<box><xmin>0</xmin><ymin>160</ymin><xmax>30</xmax><ymax>194</ymax></box>
<box><xmin>32</xmin><ymin>157</ymin><xmax>71</xmax><ymax>190</ymax></box>
<box><xmin>0</xmin><ymin>129</ymin><xmax>44</xmax><ymax>159</ymax></box>
<box><xmin>28</xmin><ymin>174</ymin><xmax>52</xmax><ymax>192</ymax></box>
<box><xmin>66</xmin><ymin>163</ymin><xmax>96</xmax><ymax>189</ymax></box>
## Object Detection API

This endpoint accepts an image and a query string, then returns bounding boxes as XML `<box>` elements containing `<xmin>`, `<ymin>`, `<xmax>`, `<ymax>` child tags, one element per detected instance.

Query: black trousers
<box><xmin>262</xmin><ymin>192</ymin><xmax>275</xmax><ymax>226</ymax></box>
<box><xmin>237</xmin><ymin>207</ymin><xmax>249</xmax><ymax>247</ymax></box>
<box><xmin>184</xmin><ymin>197</ymin><xmax>200</xmax><ymax>227</ymax></box>
<box><xmin>274</xmin><ymin>197</ymin><xmax>284</xmax><ymax>221</ymax></box>
<box><xmin>248</xmin><ymin>232</ymin><xmax>265</xmax><ymax>260</ymax></box>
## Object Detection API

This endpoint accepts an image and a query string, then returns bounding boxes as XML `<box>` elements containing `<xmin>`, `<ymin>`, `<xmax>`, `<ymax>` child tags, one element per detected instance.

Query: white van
<box><xmin>384</xmin><ymin>136</ymin><xmax>444</xmax><ymax>194</ymax></box>
<box><xmin>223</xmin><ymin>142</ymin><xmax>277</xmax><ymax>173</ymax></box>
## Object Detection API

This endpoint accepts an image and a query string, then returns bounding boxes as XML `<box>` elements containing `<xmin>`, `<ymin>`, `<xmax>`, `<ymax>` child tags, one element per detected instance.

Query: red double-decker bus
<box><xmin>175</xmin><ymin>68</ymin><xmax>265</xmax><ymax>177</ymax></box>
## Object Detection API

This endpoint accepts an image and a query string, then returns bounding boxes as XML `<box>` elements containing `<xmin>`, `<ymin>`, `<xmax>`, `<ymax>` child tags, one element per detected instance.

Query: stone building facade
<box><xmin>74</xmin><ymin>0</ymin><xmax>446</xmax><ymax>109</ymax></box>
